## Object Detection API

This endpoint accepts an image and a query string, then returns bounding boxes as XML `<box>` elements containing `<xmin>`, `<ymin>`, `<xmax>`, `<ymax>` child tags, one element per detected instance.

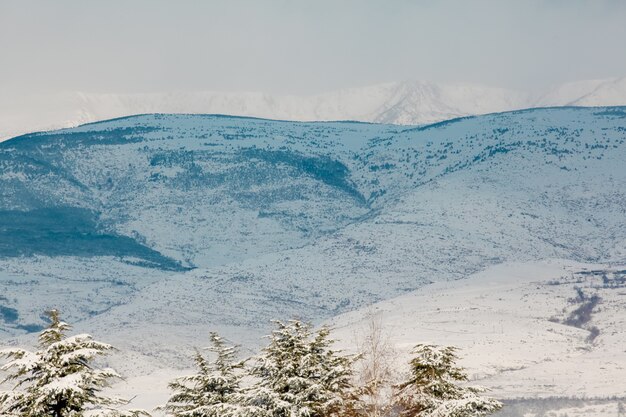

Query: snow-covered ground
<box><xmin>2</xmin><ymin>77</ymin><xmax>626</xmax><ymax>141</ymax></box>
<box><xmin>0</xmin><ymin>107</ymin><xmax>625</xmax><ymax>416</ymax></box>
<box><xmin>329</xmin><ymin>260</ymin><xmax>626</xmax><ymax>402</ymax></box>
<box><xmin>104</xmin><ymin>259</ymin><xmax>626</xmax><ymax>416</ymax></box>
<box><xmin>1</xmin><ymin>108</ymin><xmax>624</xmax><ymax>340</ymax></box>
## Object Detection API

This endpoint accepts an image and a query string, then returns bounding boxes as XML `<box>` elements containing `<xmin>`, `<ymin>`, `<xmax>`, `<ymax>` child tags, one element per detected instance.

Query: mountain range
<box><xmin>2</xmin><ymin>77</ymin><xmax>626</xmax><ymax>142</ymax></box>
<box><xmin>0</xmin><ymin>106</ymin><xmax>625</xmax><ymax>414</ymax></box>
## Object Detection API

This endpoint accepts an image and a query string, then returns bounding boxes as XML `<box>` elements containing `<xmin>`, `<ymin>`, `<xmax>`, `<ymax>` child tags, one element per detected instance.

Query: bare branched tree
<box><xmin>352</xmin><ymin>309</ymin><xmax>398</xmax><ymax>417</ymax></box>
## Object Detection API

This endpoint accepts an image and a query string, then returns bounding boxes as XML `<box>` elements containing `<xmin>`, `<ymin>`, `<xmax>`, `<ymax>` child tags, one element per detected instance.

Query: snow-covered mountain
<box><xmin>1</xmin><ymin>107</ymin><xmax>625</xmax><ymax>414</ymax></box>
<box><xmin>536</xmin><ymin>77</ymin><xmax>626</xmax><ymax>107</ymax></box>
<box><xmin>2</xmin><ymin>78</ymin><xmax>625</xmax><ymax>141</ymax></box>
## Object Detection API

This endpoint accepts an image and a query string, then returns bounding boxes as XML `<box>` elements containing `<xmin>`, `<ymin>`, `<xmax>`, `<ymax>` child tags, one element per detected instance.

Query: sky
<box><xmin>1</xmin><ymin>0</ymin><xmax>626</xmax><ymax>96</ymax></box>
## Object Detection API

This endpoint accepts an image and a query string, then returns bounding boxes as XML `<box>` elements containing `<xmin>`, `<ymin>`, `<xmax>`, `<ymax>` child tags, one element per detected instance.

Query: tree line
<box><xmin>0</xmin><ymin>310</ymin><xmax>502</xmax><ymax>417</ymax></box>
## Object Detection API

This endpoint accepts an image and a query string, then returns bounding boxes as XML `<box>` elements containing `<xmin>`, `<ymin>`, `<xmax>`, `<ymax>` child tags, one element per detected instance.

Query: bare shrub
<box><xmin>352</xmin><ymin>310</ymin><xmax>398</xmax><ymax>417</ymax></box>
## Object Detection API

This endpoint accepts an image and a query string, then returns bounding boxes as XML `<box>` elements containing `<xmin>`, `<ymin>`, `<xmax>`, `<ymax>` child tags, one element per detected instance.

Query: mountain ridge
<box><xmin>2</xmin><ymin>77</ymin><xmax>625</xmax><ymax>142</ymax></box>
<box><xmin>0</xmin><ymin>107</ymin><xmax>625</xmax><ymax>414</ymax></box>
<box><xmin>1</xmin><ymin>105</ymin><xmax>625</xmax><ymax>328</ymax></box>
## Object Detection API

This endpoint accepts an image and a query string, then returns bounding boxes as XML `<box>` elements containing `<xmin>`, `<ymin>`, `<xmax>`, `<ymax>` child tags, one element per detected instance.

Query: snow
<box><xmin>0</xmin><ymin>107</ymin><xmax>625</xmax><ymax>416</ymax></box>
<box><xmin>328</xmin><ymin>259</ymin><xmax>626</xmax><ymax>416</ymax></box>
<box><xmin>1</xmin><ymin>77</ymin><xmax>625</xmax><ymax>141</ymax></box>
<box><xmin>537</xmin><ymin>78</ymin><xmax>626</xmax><ymax>107</ymax></box>
<box><xmin>81</xmin><ymin>259</ymin><xmax>626</xmax><ymax>416</ymax></box>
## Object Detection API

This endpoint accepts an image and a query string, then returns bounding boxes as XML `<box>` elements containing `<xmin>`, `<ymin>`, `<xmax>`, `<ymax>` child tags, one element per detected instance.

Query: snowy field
<box><xmin>101</xmin><ymin>260</ymin><xmax>626</xmax><ymax>416</ymax></box>
<box><xmin>330</xmin><ymin>260</ymin><xmax>626</xmax><ymax>415</ymax></box>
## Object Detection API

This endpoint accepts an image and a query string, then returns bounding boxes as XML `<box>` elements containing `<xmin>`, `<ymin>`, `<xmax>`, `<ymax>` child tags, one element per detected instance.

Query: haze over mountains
<box><xmin>2</xmin><ymin>77</ymin><xmax>626</xmax><ymax>142</ymax></box>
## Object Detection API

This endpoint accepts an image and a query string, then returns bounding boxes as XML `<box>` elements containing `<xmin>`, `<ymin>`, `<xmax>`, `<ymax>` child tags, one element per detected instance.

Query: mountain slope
<box><xmin>0</xmin><ymin>107</ymin><xmax>624</xmax><ymax>342</ymax></box>
<box><xmin>536</xmin><ymin>77</ymin><xmax>626</xmax><ymax>107</ymax></box>
<box><xmin>327</xmin><ymin>259</ymin><xmax>626</xmax><ymax>416</ymax></box>
<box><xmin>1</xmin><ymin>107</ymin><xmax>625</xmax><ymax>413</ymax></box>
<box><xmin>2</xmin><ymin>78</ymin><xmax>625</xmax><ymax>141</ymax></box>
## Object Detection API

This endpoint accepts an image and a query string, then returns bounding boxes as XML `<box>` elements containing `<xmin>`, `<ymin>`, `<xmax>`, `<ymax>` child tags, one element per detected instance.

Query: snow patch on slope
<box><xmin>328</xmin><ymin>259</ymin><xmax>626</xmax><ymax>416</ymax></box>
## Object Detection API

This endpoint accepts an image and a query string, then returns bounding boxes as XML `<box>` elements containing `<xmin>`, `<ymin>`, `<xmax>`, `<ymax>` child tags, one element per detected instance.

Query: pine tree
<box><xmin>238</xmin><ymin>320</ymin><xmax>355</xmax><ymax>417</ymax></box>
<box><xmin>393</xmin><ymin>344</ymin><xmax>502</xmax><ymax>417</ymax></box>
<box><xmin>0</xmin><ymin>309</ymin><xmax>149</xmax><ymax>417</ymax></box>
<box><xmin>163</xmin><ymin>332</ymin><xmax>244</xmax><ymax>417</ymax></box>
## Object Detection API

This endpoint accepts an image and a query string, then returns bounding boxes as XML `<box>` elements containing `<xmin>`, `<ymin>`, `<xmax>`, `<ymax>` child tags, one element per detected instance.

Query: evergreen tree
<box><xmin>163</xmin><ymin>332</ymin><xmax>244</xmax><ymax>417</ymax></box>
<box><xmin>393</xmin><ymin>344</ymin><xmax>502</xmax><ymax>417</ymax></box>
<box><xmin>238</xmin><ymin>320</ymin><xmax>355</xmax><ymax>417</ymax></box>
<box><xmin>0</xmin><ymin>310</ymin><xmax>148</xmax><ymax>417</ymax></box>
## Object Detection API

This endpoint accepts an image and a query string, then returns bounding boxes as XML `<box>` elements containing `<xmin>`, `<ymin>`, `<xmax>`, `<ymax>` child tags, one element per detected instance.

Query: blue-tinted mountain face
<box><xmin>0</xmin><ymin>116</ymin><xmax>399</xmax><ymax>269</ymax></box>
<box><xmin>0</xmin><ymin>108</ymin><xmax>625</xmax><ymax>338</ymax></box>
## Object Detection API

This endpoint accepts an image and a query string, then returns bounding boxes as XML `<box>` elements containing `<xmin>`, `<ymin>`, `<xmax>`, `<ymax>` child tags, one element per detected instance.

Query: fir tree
<box><xmin>239</xmin><ymin>320</ymin><xmax>355</xmax><ymax>417</ymax></box>
<box><xmin>393</xmin><ymin>344</ymin><xmax>501</xmax><ymax>417</ymax></box>
<box><xmin>0</xmin><ymin>309</ymin><xmax>149</xmax><ymax>417</ymax></box>
<box><xmin>163</xmin><ymin>332</ymin><xmax>244</xmax><ymax>417</ymax></box>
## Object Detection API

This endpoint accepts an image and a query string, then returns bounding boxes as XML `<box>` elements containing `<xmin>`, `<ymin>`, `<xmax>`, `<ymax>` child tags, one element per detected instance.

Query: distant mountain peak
<box><xmin>1</xmin><ymin>78</ymin><xmax>625</xmax><ymax>141</ymax></box>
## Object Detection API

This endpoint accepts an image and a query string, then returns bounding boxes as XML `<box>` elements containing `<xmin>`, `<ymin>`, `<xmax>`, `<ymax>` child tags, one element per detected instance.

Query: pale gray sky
<box><xmin>1</xmin><ymin>0</ymin><xmax>625</xmax><ymax>95</ymax></box>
